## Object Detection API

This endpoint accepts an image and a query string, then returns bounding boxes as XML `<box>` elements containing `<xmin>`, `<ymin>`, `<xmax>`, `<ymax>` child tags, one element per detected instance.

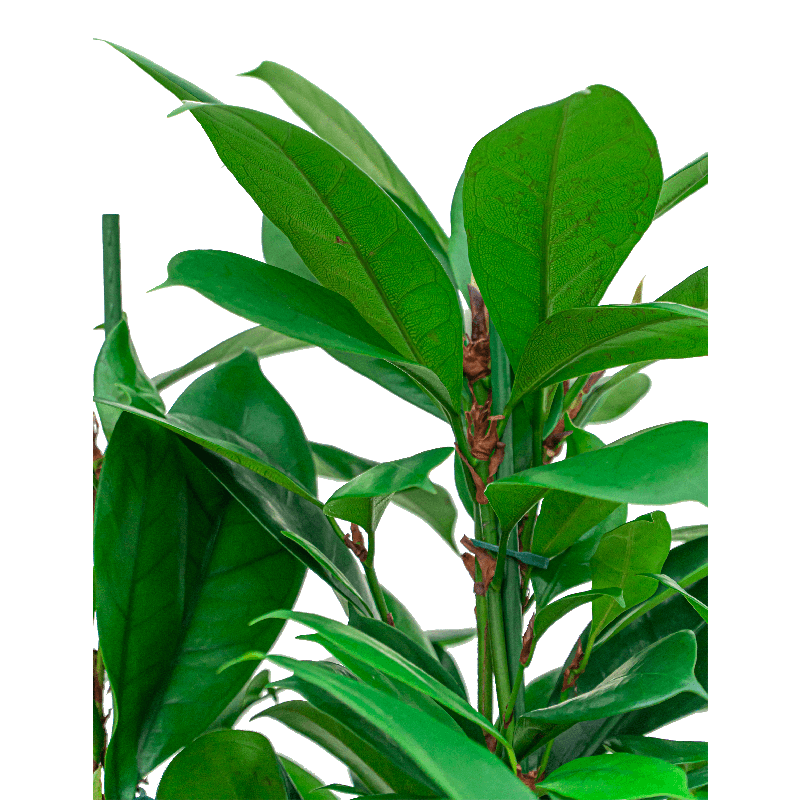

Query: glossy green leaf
<box><xmin>642</xmin><ymin>574</ymin><xmax>709</xmax><ymax>622</ymax></box>
<box><xmin>538</xmin><ymin>753</ymin><xmax>693</xmax><ymax>800</ymax></box>
<box><xmin>590</xmin><ymin>511</ymin><xmax>671</xmax><ymax>637</ymax></box>
<box><xmin>596</xmin><ymin>537</ymin><xmax>708</xmax><ymax>645</ymax></box>
<box><xmin>95</xmin><ymin>414</ymin><xmax>303</xmax><ymax>798</ymax></box>
<box><xmin>463</xmin><ymin>85</ymin><xmax>662</xmax><ymax>368</ymax></box>
<box><xmin>323</xmin><ymin>448</ymin><xmax>453</xmax><ymax>534</ymax></box>
<box><xmin>531</xmin><ymin>505</ymin><xmax>628</xmax><ymax>609</ymax></box>
<box><xmin>672</xmin><ymin>524</ymin><xmax>708</xmax><ymax>543</ymax></box>
<box><xmin>517</xmin><ymin>631</ymin><xmax>706</xmax><ymax>750</ymax></box>
<box><xmin>100</xmin><ymin>39</ymin><xmax>219</xmax><ymax>103</ymax></box>
<box><xmin>509</xmin><ymin>303</ymin><xmax>707</xmax><ymax>410</ymax></box>
<box><xmin>589</xmin><ymin>373</ymin><xmax>652</xmax><ymax>424</ymax></box>
<box><xmin>159</xmin><ymin>250</ymin><xmax>403</xmax><ymax>364</ymax></box>
<box><xmin>447</xmin><ymin>172</ymin><xmax>473</xmax><ymax>299</ymax></box>
<box><xmin>170</xmin><ymin>101</ymin><xmax>463</xmax><ymax>408</ymax></box>
<box><xmin>255</xmin><ymin>611</ymin><xmax>504</xmax><ymax>746</ymax></box>
<box><xmin>208</xmin><ymin>670</ymin><xmax>272</xmax><ymax>730</ymax></box>
<box><xmin>544</xmin><ymin>382</ymin><xmax>565</xmax><ymax>438</ymax></box>
<box><xmin>279</xmin><ymin>757</ymin><xmax>336</xmax><ymax>800</ymax></box>
<box><xmin>432</xmin><ymin>643</ymin><xmax>469</xmax><ymax>705</ymax></box>
<box><xmin>425</xmin><ymin>628</ymin><xmax>476</xmax><ymax>648</ymax></box>
<box><xmin>382</xmin><ymin>587</ymin><xmax>438</xmax><ymax>659</ymax></box>
<box><xmin>171</xmin><ymin>351</ymin><xmax>316</xmax><ymax>495</ymax></box>
<box><xmin>487</xmin><ymin>421</ymin><xmax>708</xmax><ymax>531</ymax></box>
<box><xmin>267</xmin><ymin>656</ymin><xmax>533</xmax><ymax>799</ymax></box>
<box><xmin>94</xmin><ymin>318</ymin><xmax>165</xmax><ymax>439</ymax></box>
<box><xmin>686</xmin><ymin>763</ymin><xmax>708</xmax><ymax>790</ymax></box>
<box><xmin>654</xmin><ymin>153</ymin><xmax>708</xmax><ymax>221</ymax></box>
<box><xmin>153</xmin><ymin>326</ymin><xmax>310</xmax><ymax>391</ymax></box>
<box><xmin>534</xmin><ymin>588</ymin><xmax>624</xmax><ymax>641</ymax></box>
<box><xmin>656</xmin><ymin>266</ymin><xmax>708</xmax><ymax>311</ymax></box>
<box><xmin>261</xmin><ymin>214</ymin><xmax>318</xmax><ymax>283</ymax></box>
<box><xmin>156</xmin><ymin>730</ymin><xmax>286</xmax><ymax>799</ymax></box>
<box><xmin>242</xmin><ymin>61</ymin><xmax>447</xmax><ymax>250</ymax></box>
<box><xmin>604</xmin><ymin>735</ymin><xmax>707</xmax><ymax>767</ymax></box>
<box><xmin>469</xmin><ymin>539</ymin><xmax>549</xmax><ymax>569</ymax></box>
<box><xmin>563</xmin><ymin>414</ymin><xmax>605</xmax><ymax>457</ymax></box>
<box><xmin>523</xmin><ymin>667</ymin><xmax>562</xmax><ymax>713</ymax></box>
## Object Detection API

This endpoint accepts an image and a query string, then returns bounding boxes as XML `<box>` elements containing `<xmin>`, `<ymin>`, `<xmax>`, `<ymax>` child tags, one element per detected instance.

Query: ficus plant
<box><xmin>93</xmin><ymin>40</ymin><xmax>709</xmax><ymax>800</ymax></box>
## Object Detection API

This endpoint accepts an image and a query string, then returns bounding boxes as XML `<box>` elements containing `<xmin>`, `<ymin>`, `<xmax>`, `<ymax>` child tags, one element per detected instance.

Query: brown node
<box><xmin>463</xmin><ymin>285</ymin><xmax>491</xmax><ymax>384</ymax></box>
<box><xmin>542</xmin><ymin>371</ymin><xmax>605</xmax><ymax>463</ymax></box>
<box><xmin>561</xmin><ymin>640</ymin><xmax>585</xmax><ymax>693</ymax></box>
<box><xmin>516</xmin><ymin>766</ymin><xmax>541</xmax><ymax>790</ymax></box>
<box><xmin>460</xmin><ymin>536</ymin><xmax>497</xmax><ymax>596</ymax></box>
<box><xmin>386</xmin><ymin>612</ymin><xmax>395</xmax><ymax>627</ymax></box>
<box><xmin>520</xmin><ymin>613</ymin><xmax>536</xmax><ymax>664</ymax></box>
<box><xmin>484</xmin><ymin>731</ymin><xmax>498</xmax><ymax>754</ymax></box>
<box><xmin>344</xmin><ymin>523</ymin><xmax>369</xmax><ymax>563</ymax></box>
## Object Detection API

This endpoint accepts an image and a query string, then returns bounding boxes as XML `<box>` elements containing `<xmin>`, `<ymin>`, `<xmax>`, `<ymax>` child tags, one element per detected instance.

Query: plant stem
<box><xmin>563</xmin><ymin>374</ymin><xmax>590</xmax><ymax>413</ymax></box>
<box><xmin>102</xmin><ymin>214</ymin><xmax>122</xmax><ymax>337</ymax></box>
<box><xmin>538</xmin><ymin>739</ymin><xmax>555</xmax><ymax>774</ymax></box>
<box><xmin>475</xmin><ymin>558</ymin><xmax>493</xmax><ymax>721</ymax></box>
<box><xmin>364</xmin><ymin>533</ymin><xmax>391</xmax><ymax>624</ymax></box>
<box><xmin>504</xmin><ymin>639</ymin><xmax>534</xmax><ymax>724</ymax></box>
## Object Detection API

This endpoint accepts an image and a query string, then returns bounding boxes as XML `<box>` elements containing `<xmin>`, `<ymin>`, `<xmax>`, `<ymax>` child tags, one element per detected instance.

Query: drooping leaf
<box><xmin>589</xmin><ymin>373</ymin><xmax>652</xmax><ymax>425</ymax></box>
<box><xmin>590</xmin><ymin>511</ymin><xmax>672</xmax><ymax>638</ymax></box>
<box><xmin>463</xmin><ymin>85</ymin><xmax>662</xmax><ymax>368</ymax></box>
<box><xmin>95</xmin><ymin>414</ymin><xmax>303</xmax><ymax>798</ymax></box>
<box><xmin>508</xmin><ymin>303</ymin><xmax>707</xmax><ymax>410</ymax></box>
<box><xmin>242</xmin><ymin>61</ymin><xmax>447</xmax><ymax>250</ymax></box>
<box><xmin>100</xmin><ymin>39</ymin><xmax>220</xmax><ymax>103</ymax></box>
<box><xmin>261</xmin><ymin>214</ymin><xmax>318</xmax><ymax>283</ymax></box>
<box><xmin>256</xmin><ymin>700</ymin><xmax>432</xmax><ymax>796</ymax></box>
<box><xmin>153</xmin><ymin>326</ymin><xmax>310</xmax><ymax>391</ymax></box>
<box><xmin>104</xmin><ymin>346</ymin><xmax>320</xmax><ymax>505</ymax></box>
<box><xmin>94</xmin><ymin>318</ymin><xmax>165</xmax><ymax>438</ymax></box>
<box><xmin>656</xmin><ymin>266</ymin><xmax>708</xmax><ymax>310</ymax></box>
<box><xmin>169</xmin><ymin>101</ymin><xmax>464</xmax><ymax>408</ymax></box>
<box><xmin>604</xmin><ymin>735</ymin><xmax>707</xmax><ymax>767</ymax></box>
<box><xmin>642</xmin><ymin>574</ymin><xmax>709</xmax><ymax>622</ymax></box>
<box><xmin>155</xmin><ymin>730</ymin><xmax>287</xmax><ymax>799</ymax></box>
<box><xmin>425</xmin><ymin>628</ymin><xmax>476</xmax><ymax>648</ymax></box>
<box><xmin>447</xmin><ymin>172</ymin><xmax>473</xmax><ymax>299</ymax></box>
<box><xmin>311</xmin><ymin>442</ymin><xmax>457</xmax><ymax>551</ymax></box>
<box><xmin>279</xmin><ymin>757</ymin><xmax>336</xmax><ymax>800</ymax></box>
<box><xmin>323</xmin><ymin>448</ymin><xmax>453</xmax><ymax>535</ymax></box>
<box><xmin>537</xmin><ymin>753</ymin><xmax>693</xmax><ymax>800</ymax></box>
<box><xmin>487</xmin><ymin>421</ymin><xmax>708</xmax><ymax>531</ymax></box>
<box><xmin>266</xmin><ymin>656</ymin><xmax>534</xmax><ymax>799</ymax></box>
<box><xmin>515</xmin><ymin>631</ymin><xmax>706</xmax><ymax>754</ymax></box>
<box><xmin>254</xmin><ymin>611</ymin><xmax>504</xmax><ymax>747</ymax></box>
<box><xmin>671</xmin><ymin>524</ymin><xmax>708</xmax><ymax>543</ymax></box>
<box><xmin>654</xmin><ymin>153</ymin><xmax>708</xmax><ymax>221</ymax></box>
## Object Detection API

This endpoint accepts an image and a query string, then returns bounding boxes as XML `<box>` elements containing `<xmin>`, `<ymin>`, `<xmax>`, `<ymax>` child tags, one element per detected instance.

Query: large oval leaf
<box><xmin>656</xmin><ymin>266</ymin><xmax>708</xmax><ymax>310</ymax></box>
<box><xmin>604</xmin><ymin>735</ymin><xmax>707</xmax><ymax>767</ymax></box>
<box><xmin>533</xmin><ymin>587</ymin><xmax>625</xmax><ymax>641</ymax></box>
<box><xmin>508</xmin><ymin>302</ymin><xmax>707</xmax><ymax>410</ymax></box>
<box><xmin>463</xmin><ymin>85</ymin><xmax>662</xmax><ymax>367</ymax></box>
<box><xmin>266</xmin><ymin>656</ymin><xmax>534</xmax><ymax>800</ymax></box>
<box><xmin>653</xmin><ymin>153</ymin><xmax>708</xmax><ymax>220</ymax></box>
<box><xmin>156</xmin><ymin>730</ymin><xmax>287</xmax><ymax>799</ymax></box>
<box><xmin>171</xmin><ymin>101</ymin><xmax>463</xmax><ymax>408</ymax></box>
<box><xmin>95</xmin><ymin>414</ymin><xmax>303</xmax><ymax>798</ymax></box>
<box><xmin>486</xmin><ymin>421</ymin><xmax>708</xmax><ymax>531</ymax></box>
<box><xmin>279</xmin><ymin>757</ymin><xmax>337</xmax><ymax>800</ymax></box>
<box><xmin>589</xmin><ymin>373</ymin><xmax>652</xmax><ymax>424</ymax></box>
<box><xmin>261</xmin><ymin>213</ymin><xmax>318</xmax><ymax>283</ymax></box>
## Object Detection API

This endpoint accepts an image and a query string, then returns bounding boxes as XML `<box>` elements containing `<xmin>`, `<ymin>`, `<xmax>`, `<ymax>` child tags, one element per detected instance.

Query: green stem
<box><xmin>475</xmin><ymin>556</ymin><xmax>493</xmax><ymax>721</ymax></box>
<box><xmin>487</xmin><ymin>589</ymin><xmax>513</xmax><ymax>732</ymax></box>
<box><xmin>364</xmin><ymin>533</ymin><xmax>391</xmax><ymax>624</ymax></box>
<box><xmin>563</xmin><ymin>374</ymin><xmax>590</xmax><ymax>413</ymax></box>
<box><xmin>504</xmin><ymin>638</ymin><xmax>535</xmax><ymax>724</ymax></box>
<box><xmin>102</xmin><ymin>214</ymin><xmax>122</xmax><ymax>337</ymax></box>
<box><xmin>538</xmin><ymin>738</ymin><xmax>555</xmax><ymax>774</ymax></box>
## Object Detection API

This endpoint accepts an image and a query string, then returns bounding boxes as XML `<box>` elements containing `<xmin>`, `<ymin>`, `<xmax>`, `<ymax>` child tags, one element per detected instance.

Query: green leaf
<box><xmin>255</xmin><ymin>611</ymin><xmax>504</xmax><ymax>747</ymax></box>
<box><xmin>172</xmin><ymin>101</ymin><xmax>463</xmax><ymax>408</ymax></box>
<box><xmin>323</xmin><ymin>448</ymin><xmax>453</xmax><ymax>535</ymax></box>
<box><xmin>266</xmin><ymin>656</ymin><xmax>534</xmax><ymax>800</ymax></box>
<box><xmin>241</xmin><ymin>62</ymin><xmax>447</xmax><ymax>251</ymax></box>
<box><xmin>469</xmin><ymin>539</ymin><xmax>549</xmax><ymax>569</ymax></box>
<box><xmin>447</xmin><ymin>172</ymin><xmax>473</xmax><ymax>299</ymax></box>
<box><xmin>156</xmin><ymin>730</ymin><xmax>287</xmax><ymax>799</ymax></box>
<box><xmin>672</xmin><ymin>525</ymin><xmax>708</xmax><ymax>543</ymax></box>
<box><xmin>153</xmin><ymin>326</ymin><xmax>310</xmax><ymax>391</ymax></box>
<box><xmin>589</xmin><ymin>373</ymin><xmax>652</xmax><ymax>424</ymax></box>
<box><xmin>432</xmin><ymin>643</ymin><xmax>469</xmax><ymax>705</ymax></box>
<box><xmin>425</xmin><ymin>628</ymin><xmax>476</xmax><ymax>648</ymax></box>
<box><xmin>158</xmin><ymin>250</ymin><xmax>404</xmax><ymax>365</ymax></box>
<box><xmin>94</xmin><ymin>318</ymin><xmax>165</xmax><ymax>439</ymax></box>
<box><xmin>508</xmin><ymin>303</ymin><xmax>707</xmax><ymax>410</ymax></box>
<box><xmin>563</xmin><ymin>414</ymin><xmax>605</xmax><ymax>457</ymax></box>
<box><xmin>596</xmin><ymin>536</ymin><xmax>708</xmax><ymax>645</ymax></box>
<box><xmin>382</xmin><ymin>587</ymin><xmax>439</xmax><ymax>659</ymax></box>
<box><xmin>642</xmin><ymin>574</ymin><xmax>709</xmax><ymax>622</ymax></box>
<box><xmin>280</xmin><ymin>757</ymin><xmax>337</xmax><ymax>800</ymax></box>
<box><xmin>516</xmin><ymin>631</ymin><xmax>706</xmax><ymax>751</ymax></box>
<box><xmin>463</xmin><ymin>85</ymin><xmax>662</xmax><ymax>368</ymax></box>
<box><xmin>604</xmin><ymin>735</ymin><xmax>707</xmax><ymax>767</ymax></box>
<box><xmin>686</xmin><ymin>763</ymin><xmax>708</xmax><ymax>790</ymax></box>
<box><xmin>99</xmin><ymin>40</ymin><xmax>220</xmax><ymax>103</ymax></box>
<box><xmin>208</xmin><ymin>670</ymin><xmax>272</xmax><ymax>730</ymax></box>
<box><xmin>544</xmin><ymin>382</ymin><xmax>565</xmax><ymax>439</ymax></box>
<box><xmin>656</xmin><ymin>266</ymin><xmax>708</xmax><ymax>310</ymax></box>
<box><xmin>530</xmin><ymin>505</ymin><xmax>628</xmax><ymax>609</ymax></box>
<box><xmin>590</xmin><ymin>511</ymin><xmax>672</xmax><ymax>637</ymax></box>
<box><xmin>95</xmin><ymin>414</ymin><xmax>303</xmax><ymax>798</ymax></box>
<box><xmin>523</xmin><ymin>667</ymin><xmax>562</xmax><ymax>713</ymax></box>
<box><xmin>171</xmin><ymin>351</ymin><xmax>317</xmax><ymax>496</ymax></box>
<box><xmin>654</xmin><ymin>153</ymin><xmax>708</xmax><ymax>221</ymax></box>
<box><xmin>261</xmin><ymin>214</ymin><xmax>318</xmax><ymax>283</ymax></box>
<box><xmin>534</xmin><ymin>588</ymin><xmax>624</xmax><ymax>642</ymax></box>
<box><xmin>487</xmin><ymin>421</ymin><xmax>708</xmax><ymax>532</ymax></box>
<box><xmin>537</xmin><ymin>753</ymin><xmax>693</xmax><ymax>800</ymax></box>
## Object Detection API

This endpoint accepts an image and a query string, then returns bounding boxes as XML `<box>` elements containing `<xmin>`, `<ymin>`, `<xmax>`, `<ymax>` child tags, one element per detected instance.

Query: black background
<box><xmin>90</xmin><ymin>42</ymin><xmax>710</xmax><ymax>794</ymax></box>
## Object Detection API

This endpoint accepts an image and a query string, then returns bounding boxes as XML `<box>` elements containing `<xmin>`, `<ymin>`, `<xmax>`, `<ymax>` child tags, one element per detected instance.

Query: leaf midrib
<box><xmin>203</xmin><ymin>106</ymin><xmax>424</xmax><ymax>365</ymax></box>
